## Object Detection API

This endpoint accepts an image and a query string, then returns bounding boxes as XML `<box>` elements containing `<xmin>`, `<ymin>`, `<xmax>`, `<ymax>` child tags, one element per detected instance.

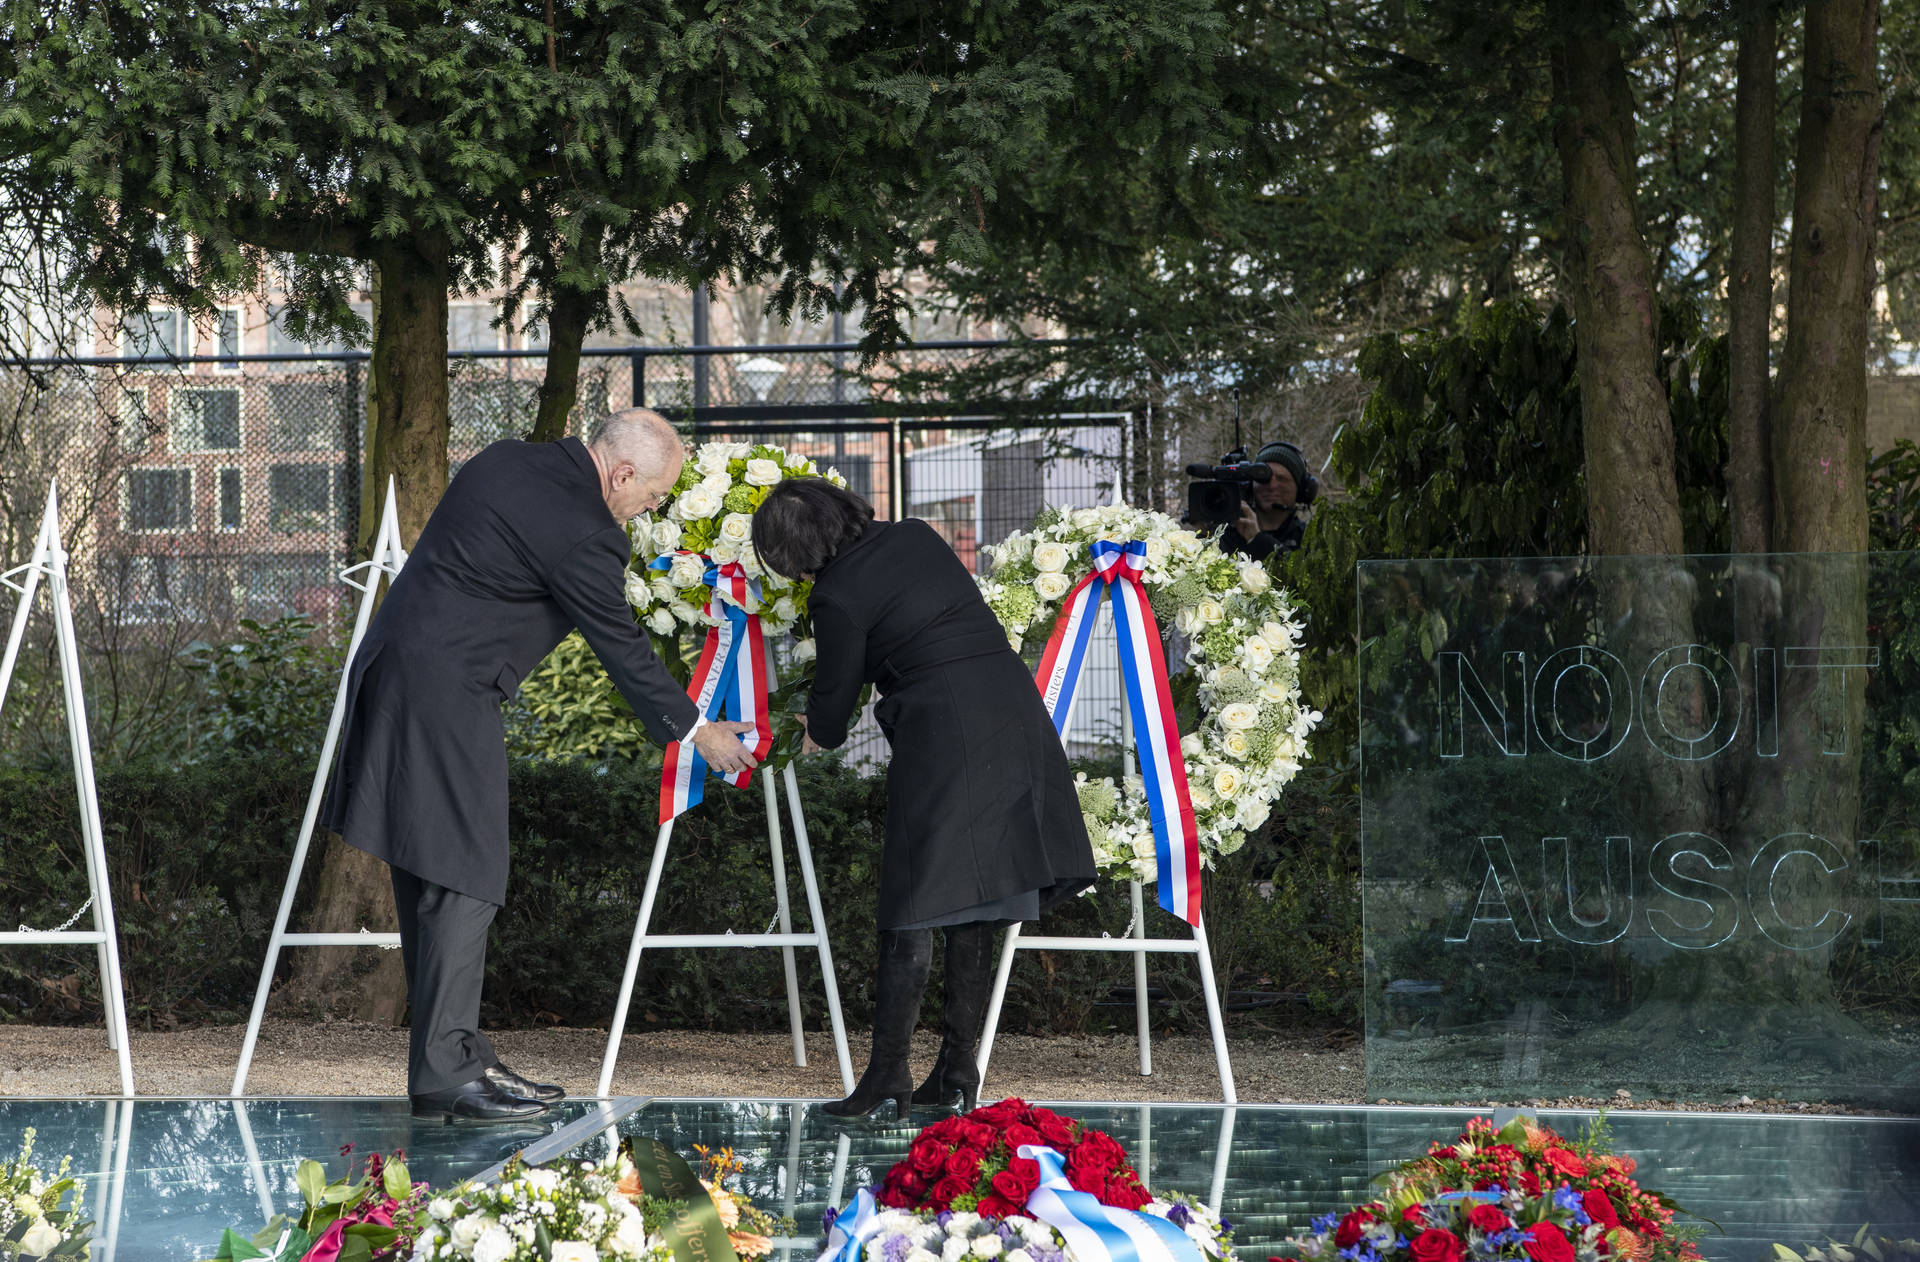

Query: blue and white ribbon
<box><xmin>1032</xmin><ymin>540</ymin><xmax>1202</xmax><ymax>925</ymax></box>
<box><xmin>817</xmin><ymin>1189</ymin><xmax>887</xmax><ymax>1262</ymax></box>
<box><xmin>1015</xmin><ymin>1145</ymin><xmax>1204</xmax><ymax>1262</ymax></box>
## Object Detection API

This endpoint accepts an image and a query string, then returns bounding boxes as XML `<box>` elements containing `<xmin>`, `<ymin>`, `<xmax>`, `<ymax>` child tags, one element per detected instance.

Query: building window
<box><xmin>171</xmin><ymin>387</ymin><xmax>243</xmax><ymax>452</ymax></box>
<box><xmin>268</xmin><ymin>464</ymin><xmax>332</xmax><ymax>533</ymax></box>
<box><xmin>214</xmin><ymin>307</ymin><xmax>242</xmax><ymax>371</ymax></box>
<box><xmin>266</xmin><ymin>382</ymin><xmax>336</xmax><ymax>452</ymax></box>
<box><xmin>125</xmin><ymin>468</ymin><xmax>193</xmax><ymax>532</ymax></box>
<box><xmin>266</xmin><ymin>302</ymin><xmax>369</xmax><ymax>371</ymax></box>
<box><xmin>120</xmin><ymin>308</ymin><xmax>183</xmax><ymax>361</ymax></box>
<box><xmin>218</xmin><ymin>467</ymin><xmax>244</xmax><ymax>531</ymax></box>
<box><xmin>448</xmin><ymin>302</ymin><xmax>498</xmax><ymax>353</ymax></box>
<box><xmin>117</xmin><ymin>389</ymin><xmax>152</xmax><ymax>455</ymax></box>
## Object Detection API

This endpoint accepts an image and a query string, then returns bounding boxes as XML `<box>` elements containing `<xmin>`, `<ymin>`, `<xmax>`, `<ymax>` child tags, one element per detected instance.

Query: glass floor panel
<box><xmin>0</xmin><ymin>1097</ymin><xmax>608</xmax><ymax>1262</ymax></box>
<box><xmin>588</xmin><ymin>1101</ymin><xmax>1920</xmax><ymax>1262</ymax></box>
<box><xmin>0</xmin><ymin>1098</ymin><xmax>1914</xmax><ymax>1261</ymax></box>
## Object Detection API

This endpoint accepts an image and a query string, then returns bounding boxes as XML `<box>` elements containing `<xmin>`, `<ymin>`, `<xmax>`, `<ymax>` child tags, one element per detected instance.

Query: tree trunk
<box><xmin>1548</xmin><ymin>0</ymin><xmax>1687</xmax><ymax>562</ymax></box>
<box><xmin>1752</xmin><ymin>0</ymin><xmax>1883</xmax><ymax>1041</ymax></box>
<box><xmin>530</xmin><ymin>277</ymin><xmax>595</xmax><ymax>442</ymax></box>
<box><xmin>357</xmin><ymin>262</ymin><xmax>387</xmax><ymax>562</ymax></box>
<box><xmin>1728</xmin><ymin>0</ymin><xmax>1778</xmax><ymax>557</ymax></box>
<box><xmin>285</xmin><ymin>235</ymin><xmax>454</xmax><ymax>1022</ymax></box>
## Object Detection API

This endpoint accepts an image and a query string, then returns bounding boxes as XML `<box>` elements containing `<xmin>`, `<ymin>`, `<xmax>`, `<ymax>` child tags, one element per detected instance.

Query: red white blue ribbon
<box><xmin>654</xmin><ymin>552</ymin><xmax>775</xmax><ymax>824</ymax></box>
<box><xmin>1033</xmin><ymin>540</ymin><xmax>1202</xmax><ymax>925</ymax></box>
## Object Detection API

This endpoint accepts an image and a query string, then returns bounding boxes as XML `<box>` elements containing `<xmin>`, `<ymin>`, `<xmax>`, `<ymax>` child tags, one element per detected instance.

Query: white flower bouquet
<box><xmin>409</xmin><ymin>1156</ymin><xmax>669</xmax><ymax>1262</ymax></box>
<box><xmin>980</xmin><ymin>504</ymin><xmax>1320</xmax><ymax>882</ymax></box>
<box><xmin>0</xmin><ymin>1129</ymin><xmax>89</xmax><ymax>1260</ymax></box>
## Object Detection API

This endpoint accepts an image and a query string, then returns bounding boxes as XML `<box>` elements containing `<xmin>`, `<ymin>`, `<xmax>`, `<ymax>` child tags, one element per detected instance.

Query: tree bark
<box><xmin>530</xmin><ymin>277</ymin><xmax>594</xmax><ymax>442</ymax></box>
<box><xmin>1759</xmin><ymin>0</ymin><xmax>1883</xmax><ymax>1025</ymax></box>
<box><xmin>286</xmin><ymin>236</ymin><xmax>454</xmax><ymax>1022</ymax></box>
<box><xmin>1728</xmin><ymin>0</ymin><xmax>1778</xmax><ymax>556</ymax></box>
<box><xmin>1548</xmin><ymin>0</ymin><xmax>1687</xmax><ymax>562</ymax></box>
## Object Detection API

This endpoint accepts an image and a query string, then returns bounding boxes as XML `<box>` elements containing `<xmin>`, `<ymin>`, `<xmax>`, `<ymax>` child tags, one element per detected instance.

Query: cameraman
<box><xmin>1220</xmin><ymin>441</ymin><xmax>1313</xmax><ymax>561</ymax></box>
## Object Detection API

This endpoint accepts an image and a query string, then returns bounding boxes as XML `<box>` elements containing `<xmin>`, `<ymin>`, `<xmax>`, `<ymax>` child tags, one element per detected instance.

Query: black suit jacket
<box><xmin>321</xmin><ymin>437</ymin><xmax>697</xmax><ymax>903</ymax></box>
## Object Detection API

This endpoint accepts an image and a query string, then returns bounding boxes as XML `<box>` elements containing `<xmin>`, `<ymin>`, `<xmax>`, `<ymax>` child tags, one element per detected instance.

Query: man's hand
<box><xmin>692</xmin><ymin>720</ymin><xmax>761</xmax><ymax>774</ymax></box>
<box><xmin>799</xmin><ymin>713</ymin><xmax>822</xmax><ymax>756</ymax></box>
<box><xmin>1233</xmin><ymin>499</ymin><xmax>1260</xmax><ymax>542</ymax></box>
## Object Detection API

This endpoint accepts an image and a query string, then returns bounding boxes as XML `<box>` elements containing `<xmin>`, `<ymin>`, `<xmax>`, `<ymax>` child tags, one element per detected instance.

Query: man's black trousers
<box><xmin>390</xmin><ymin>866</ymin><xmax>501</xmax><ymax>1095</ymax></box>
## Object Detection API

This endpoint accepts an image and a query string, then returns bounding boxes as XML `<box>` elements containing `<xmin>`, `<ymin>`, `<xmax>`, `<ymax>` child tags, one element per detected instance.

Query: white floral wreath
<box><xmin>978</xmin><ymin>504</ymin><xmax>1320</xmax><ymax>884</ymax></box>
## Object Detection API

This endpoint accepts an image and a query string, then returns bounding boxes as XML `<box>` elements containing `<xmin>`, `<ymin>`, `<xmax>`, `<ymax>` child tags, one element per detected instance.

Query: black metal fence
<box><xmin>0</xmin><ymin>344</ymin><xmax>1130</xmax><ymax>765</ymax></box>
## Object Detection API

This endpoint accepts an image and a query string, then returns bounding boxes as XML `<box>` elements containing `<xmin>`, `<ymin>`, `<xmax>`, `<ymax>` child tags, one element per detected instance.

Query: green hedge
<box><xmin>0</xmin><ymin>751</ymin><xmax>1361</xmax><ymax>1034</ymax></box>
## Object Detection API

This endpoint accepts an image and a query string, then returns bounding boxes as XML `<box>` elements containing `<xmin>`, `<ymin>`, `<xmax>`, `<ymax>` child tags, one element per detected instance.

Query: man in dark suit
<box><xmin>321</xmin><ymin>408</ymin><xmax>759</xmax><ymax>1121</ymax></box>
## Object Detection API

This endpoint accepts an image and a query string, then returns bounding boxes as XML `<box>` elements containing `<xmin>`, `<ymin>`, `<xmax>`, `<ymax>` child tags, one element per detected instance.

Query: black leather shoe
<box><xmin>484</xmin><ymin>1062</ymin><xmax>566</xmax><ymax>1104</ymax></box>
<box><xmin>411</xmin><ymin>1076</ymin><xmax>551</xmax><ymax>1123</ymax></box>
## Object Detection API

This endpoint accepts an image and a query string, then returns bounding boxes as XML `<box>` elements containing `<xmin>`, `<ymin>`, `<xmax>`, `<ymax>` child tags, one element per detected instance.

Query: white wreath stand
<box><xmin>231</xmin><ymin>481</ymin><xmax>408</xmax><ymax>1096</ymax></box>
<box><xmin>974</xmin><ymin>603</ymin><xmax>1238</xmax><ymax>1103</ymax></box>
<box><xmin>595</xmin><ymin>651</ymin><xmax>855</xmax><ymax>1098</ymax></box>
<box><xmin>0</xmin><ymin>483</ymin><xmax>136</xmax><ymax>1097</ymax></box>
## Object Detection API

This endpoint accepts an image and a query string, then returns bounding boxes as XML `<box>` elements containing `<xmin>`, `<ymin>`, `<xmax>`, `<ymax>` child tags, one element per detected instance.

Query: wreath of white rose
<box><xmin>978</xmin><ymin>504</ymin><xmax>1321</xmax><ymax>884</ymax></box>
<box><xmin>623</xmin><ymin>440</ymin><xmax>848</xmax><ymax>758</ymax></box>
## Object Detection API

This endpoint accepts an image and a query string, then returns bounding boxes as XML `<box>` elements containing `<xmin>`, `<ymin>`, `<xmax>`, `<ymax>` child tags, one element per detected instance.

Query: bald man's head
<box><xmin>587</xmin><ymin>408</ymin><xmax>685</xmax><ymax>520</ymax></box>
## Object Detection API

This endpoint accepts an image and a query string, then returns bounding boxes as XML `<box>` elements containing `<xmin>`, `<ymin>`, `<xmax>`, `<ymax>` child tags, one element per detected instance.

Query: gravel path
<box><xmin>0</xmin><ymin>1022</ymin><xmax>1905</xmax><ymax>1115</ymax></box>
<box><xmin>0</xmin><ymin>1021</ymin><xmax>1362</xmax><ymax>1103</ymax></box>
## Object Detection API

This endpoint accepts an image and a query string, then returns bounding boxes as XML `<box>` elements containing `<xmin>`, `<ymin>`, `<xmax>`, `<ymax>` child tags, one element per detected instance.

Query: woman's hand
<box><xmin>799</xmin><ymin>713</ymin><xmax>823</xmax><ymax>756</ymax></box>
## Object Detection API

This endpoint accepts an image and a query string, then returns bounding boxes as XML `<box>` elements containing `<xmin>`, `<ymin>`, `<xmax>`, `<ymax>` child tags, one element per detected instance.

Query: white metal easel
<box><xmin>975</xmin><ymin>499</ymin><xmax>1237</xmax><ymax>1103</ymax></box>
<box><xmin>596</xmin><ymin>644</ymin><xmax>855</xmax><ymax>1098</ymax></box>
<box><xmin>231</xmin><ymin>481</ymin><xmax>408</xmax><ymax>1096</ymax></box>
<box><xmin>0</xmin><ymin>483</ymin><xmax>136</xmax><ymax>1097</ymax></box>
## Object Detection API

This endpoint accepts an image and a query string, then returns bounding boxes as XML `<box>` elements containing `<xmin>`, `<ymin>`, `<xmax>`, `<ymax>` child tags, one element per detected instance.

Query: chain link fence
<box><xmin>0</xmin><ymin>345</ymin><xmax>1130</xmax><ymax>766</ymax></box>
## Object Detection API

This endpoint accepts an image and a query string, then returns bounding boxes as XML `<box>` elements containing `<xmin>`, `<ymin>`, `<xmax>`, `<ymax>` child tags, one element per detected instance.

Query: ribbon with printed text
<box><xmin>654</xmin><ymin>552</ymin><xmax>775</xmax><ymax>824</ymax></box>
<box><xmin>1033</xmin><ymin>539</ymin><xmax>1201</xmax><ymax>925</ymax></box>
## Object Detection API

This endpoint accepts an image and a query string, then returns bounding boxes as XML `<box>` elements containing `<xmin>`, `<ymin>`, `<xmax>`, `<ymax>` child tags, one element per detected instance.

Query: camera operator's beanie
<box><xmin>1254</xmin><ymin>441</ymin><xmax>1311</xmax><ymax>492</ymax></box>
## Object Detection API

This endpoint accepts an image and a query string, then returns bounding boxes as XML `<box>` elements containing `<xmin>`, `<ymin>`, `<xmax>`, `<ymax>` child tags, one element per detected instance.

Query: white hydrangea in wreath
<box><xmin>978</xmin><ymin>504</ymin><xmax>1320</xmax><ymax>884</ymax></box>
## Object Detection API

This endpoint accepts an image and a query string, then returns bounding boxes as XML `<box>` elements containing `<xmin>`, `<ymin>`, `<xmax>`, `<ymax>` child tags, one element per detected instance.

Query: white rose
<box><xmin>651</xmin><ymin>521</ymin><xmax>683</xmax><ymax>553</ymax></box>
<box><xmin>430</xmin><ymin>1198</ymin><xmax>457</xmax><ymax>1222</ymax></box>
<box><xmin>551</xmin><ymin>1243</ymin><xmax>600</xmax><ymax>1262</ymax></box>
<box><xmin>674</xmin><ymin>484</ymin><xmax>721</xmax><ymax>520</ymax></box>
<box><xmin>646</xmin><ymin>609</ymin><xmax>677</xmax><ymax>635</ymax></box>
<box><xmin>1222</xmin><ymin>729</ymin><xmax>1251</xmax><ymax>758</ymax></box>
<box><xmin>792</xmin><ymin>638</ymin><xmax>817</xmax><ymax>663</ymax></box>
<box><xmin>909</xmin><ymin>1250</ymin><xmax>941</xmax><ymax>1262</ymax></box>
<box><xmin>1197</xmin><ymin>598</ymin><xmax>1226</xmax><ymax>625</ymax></box>
<box><xmin>1033</xmin><ymin>571</ymin><xmax>1071</xmax><ymax>601</ymax></box>
<box><xmin>1187</xmin><ymin>782</ymin><xmax>1214</xmax><ymax>810</ymax></box>
<box><xmin>699</xmin><ymin>471</ymin><xmax>732</xmax><ymax>498</ymax></box>
<box><xmin>696</xmin><ymin>445</ymin><xmax>731</xmax><ymax>475</ymax></box>
<box><xmin>625</xmin><ymin>573</ymin><xmax>652</xmax><ymax>606</ymax></box>
<box><xmin>452</xmin><ymin>1215</ymin><xmax>492</xmax><ymax>1249</ymax></box>
<box><xmin>946</xmin><ymin>1214</ymin><xmax>980</xmax><ymax>1236</ymax></box>
<box><xmin>668</xmin><ymin>599</ymin><xmax>700</xmax><ymax>624</ymax></box>
<box><xmin>1137</xmin><ymin>854</ymin><xmax>1158</xmax><ymax>883</ymax></box>
<box><xmin>1131</xmin><ymin>834</ymin><xmax>1157</xmax><ymax>860</ymax></box>
<box><xmin>708</xmin><ymin>538</ymin><xmax>740</xmax><ymax>565</ymax></box>
<box><xmin>1213</xmin><ymin>766</ymin><xmax>1242</xmax><ymax>799</ymax></box>
<box><xmin>1243</xmin><ymin>636</ymin><xmax>1274</xmax><ymax>673</ymax></box>
<box><xmin>942</xmin><ymin>1237</ymin><xmax>971</xmax><ymax>1262</ymax></box>
<box><xmin>1259</xmin><ymin>680</ymin><xmax>1288</xmax><ymax>703</ymax></box>
<box><xmin>972</xmin><ymin>1236</ymin><xmax>1003</xmax><ymax>1258</ymax></box>
<box><xmin>1235</xmin><ymin>797</ymin><xmax>1271</xmax><ymax>830</ymax></box>
<box><xmin>473</xmin><ymin>1225</ymin><xmax>517</xmax><ymax>1262</ymax></box>
<box><xmin>19</xmin><ymin>1219</ymin><xmax>61</xmax><ymax>1257</ymax></box>
<box><xmin>1143</xmin><ymin>535</ymin><xmax>1171</xmax><ymax>567</ymax></box>
<box><xmin>736</xmin><ymin>541</ymin><xmax>764</xmax><ymax>576</ymax></box>
<box><xmin>1217</xmin><ymin>702</ymin><xmax>1258</xmax><ymax>730</ymax></box>
<box><xmin>745</xmin><ymin>457</ymin><xmax>783</xmax><ymax>486</ymax></box>
<box><xmin>1018</xmin><ymin>1220</ymin><xmax>1056</xmax><ymax>1247</ymax></box>
<box><xmin>1031</xmin><ymin>540</ymin><xmax>1070</xmax><ymax>573</ymax></box>
<box><xmin>826</xmin><ymin>465</ymin><xmax>848</xmax><ymax>487</ymax></box>
<box><xmin>611</xmin><ymin>1214</ymin><xmax>652</xmax><ymax>1255</ymax></box>
<box><xmin>1240</xmin><ymin>564</ymin><xmax>1270</xmax><ymax>594</ymax></box>
<box><xmin>718</xmin><ymin>513</ymin><xmax>753</xmax><ymax>545</ymax></box>
<box><xmin>668</xmin><ymin>553</ymin><xmax>707</xmax><ymax>589</ymax></box>
<box><xmin>785</xmin><ymin>452</ymin><xmax>813</xmax><ymax>472</ymax></box>
<box><xmin>1180</xmin><ymin>732</ymin><xmax>1204</xmax><ymax>758</ymax></box>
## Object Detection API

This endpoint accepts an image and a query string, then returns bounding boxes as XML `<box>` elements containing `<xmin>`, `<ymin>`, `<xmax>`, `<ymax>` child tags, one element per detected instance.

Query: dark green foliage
<box><xmin>180</xmin><ymin>615</ymin><xmax>348</xmax><ymax>762</ymax></box>
<box><xmin>0</xmin><ymin>751</ymin><xmax>1360</xmax><ymax>1032</ymax></box>
<box><xmin>1280</xmin><ymin>299</ymin><xmax>1730</xmax><ymax>760</ymax></box>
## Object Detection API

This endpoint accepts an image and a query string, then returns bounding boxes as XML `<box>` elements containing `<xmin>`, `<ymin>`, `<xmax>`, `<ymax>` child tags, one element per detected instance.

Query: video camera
<box><xmin>1184</xmin><ymin>447</ymin><xmax>1270</xmax><ymax>527</ymax></box>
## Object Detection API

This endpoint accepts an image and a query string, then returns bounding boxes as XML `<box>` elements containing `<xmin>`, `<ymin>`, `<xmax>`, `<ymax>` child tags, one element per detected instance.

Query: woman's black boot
<box><xmin>911</xmin><ymin>922</ymin><xmax>997</xmax><ymax>1113</ymax></box>
<box><xmin>824</xmin><ymin>929</ymin><xmax>933</xmax><ymax>1120</ymax></box>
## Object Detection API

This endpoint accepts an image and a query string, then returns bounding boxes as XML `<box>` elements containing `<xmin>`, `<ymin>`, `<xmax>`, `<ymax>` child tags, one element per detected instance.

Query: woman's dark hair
<box><xmin>753</xmin><ymin>478</ymin><xmax>876</xmax><ymax>579</ymax></box>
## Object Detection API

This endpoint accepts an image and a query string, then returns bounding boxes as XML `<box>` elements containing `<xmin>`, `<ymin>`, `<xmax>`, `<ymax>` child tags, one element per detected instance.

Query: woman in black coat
<box><xmin>754</xmin><ymin>479</ymin><xmax>1096</xmax><ymax>1119</ymax></box>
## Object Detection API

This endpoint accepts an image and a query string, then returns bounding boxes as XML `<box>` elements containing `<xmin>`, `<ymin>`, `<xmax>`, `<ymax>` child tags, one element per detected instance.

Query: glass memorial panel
<box><xmin>1358</xmin><ymin>553</ymin><xmax>1920</xmax><ymax>1109</ymax></box>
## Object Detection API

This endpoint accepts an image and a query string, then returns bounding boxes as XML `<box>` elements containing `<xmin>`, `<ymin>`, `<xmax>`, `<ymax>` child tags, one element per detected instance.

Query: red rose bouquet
<box><xmin>1285</xmin><ymin>1116</ymin><xmax>1703</xmax><ymax>1262</ymax></box>
<box><xmin>875</xmin><ymin>1098</ymin><xmax>1152</xmax><ymax>1218</ymax></box>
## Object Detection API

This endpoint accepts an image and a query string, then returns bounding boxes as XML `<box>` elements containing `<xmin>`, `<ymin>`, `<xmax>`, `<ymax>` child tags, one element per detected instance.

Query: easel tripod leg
<box><xmin>782</xmin><ymin>763</ymin><xmax>854</xmax><ymax>1093</ymax></box>
<box><xmin>763</xmin><ymin>772</ymin><xmax>807</xmax><ymax>1068</ymax></box>
<box><xmin>974</xmin><ymin>923</ymin><xmax>1022</xmax><ymax>1096</ymax></box>
<box><xmin>598</xmin><ymin>819</ymin><xmax>676</xmax><ymax>1098</ymax></box>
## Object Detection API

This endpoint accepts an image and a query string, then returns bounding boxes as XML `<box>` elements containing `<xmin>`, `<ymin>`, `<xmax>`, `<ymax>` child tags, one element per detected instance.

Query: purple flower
<box><xmin>883</xmin><ymin>1234</ymin><xmax>912</xmax><ymax>1262</ymax></box>
<box><xmin>1167</xmin><ymin>1204</ymin><xmax>1193</xmax><ymax>1228</ymax></box>
<box><xmin>823</xmin><ymin>1207</ymin><xmax>839</xmax><ymax>1233</ymax></box>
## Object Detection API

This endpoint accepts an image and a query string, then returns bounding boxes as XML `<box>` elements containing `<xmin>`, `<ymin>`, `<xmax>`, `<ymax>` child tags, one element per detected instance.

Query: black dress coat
<box><xmin>805</xmin><ymin>519</ymin><xmax>1096</xmax><ymax>929</ymax></box>
<box><xmin>320</xmin><ymin>437</ymin><xmax>697</xmax><ymax>905</ymax></box>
